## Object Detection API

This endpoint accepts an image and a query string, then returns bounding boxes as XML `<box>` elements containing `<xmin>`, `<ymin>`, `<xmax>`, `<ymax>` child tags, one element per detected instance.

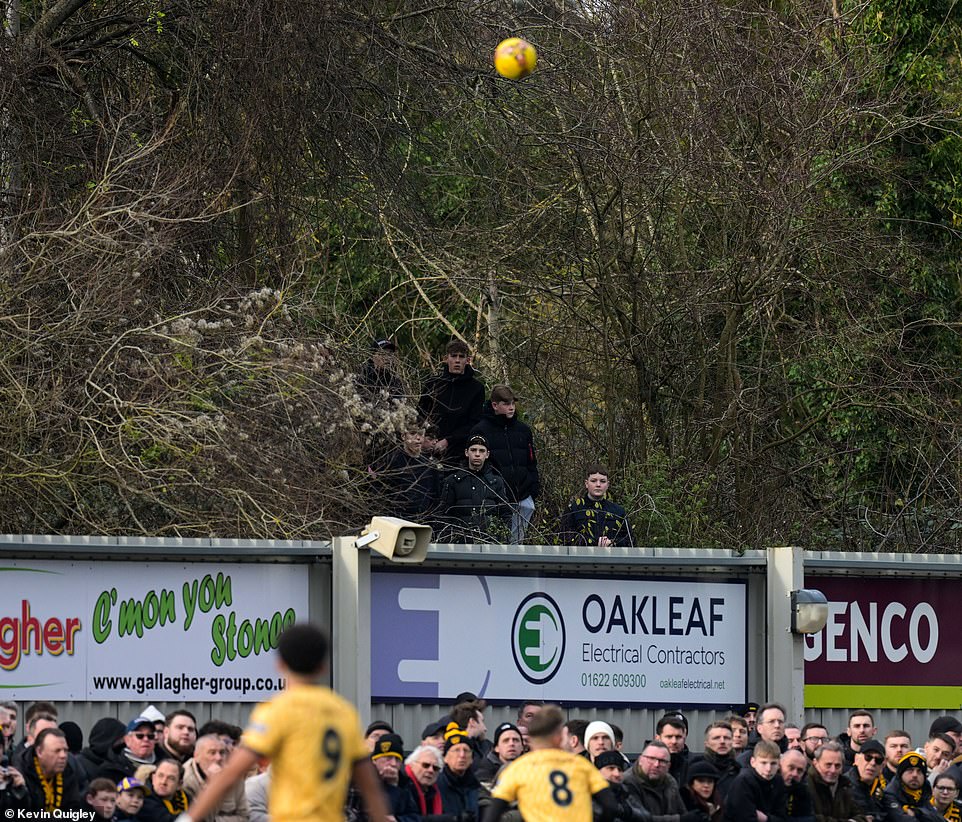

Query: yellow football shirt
<box><xmin>241</xmin><ymin>685</ymin><xmax>367</xmax><ymax>822</ymax></box>
<box><xmin>491</xmin><ymin>748</ymin><xmax>609</xmax><ymax>822</ymax></box>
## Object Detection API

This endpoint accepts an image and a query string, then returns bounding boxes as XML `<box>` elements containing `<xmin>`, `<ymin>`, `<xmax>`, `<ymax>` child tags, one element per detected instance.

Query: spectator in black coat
<box><xmin>688</xmin><ymin>722</ymin><xmax>741</xmax><ymax>803</ymax></box>
<box><xmin>21</xmin><ymin>728</ymin><xmax>86</xmax><ymax>813</ymax></box>
<box><xmin>438</xmin><ymin>436</ymin><xmax>510</xmax><ymax>543</ymax></box>
<box><xmin>845</xmin><ymin>740</ymin><xmax>887</xmax><ymax>822</ymax></box>
<box><xmin>470</xmin><ymin>385</ymin><xmax>540</xmax><ymax>542</ymax></box>
<box><xmin>370</xmin><ymin>426</ymin><xmax>439</xmax><ymax>521</ymax></box>
<box><xmin>780</xmin><ymin>749</ymin><xmax>814</xmax><ymax>822</ymax></box>
<box><xmin>418</xmin><ymin>340</ymin><xmax>485</xmax><ymax>463</ymax></box>
<box><xmin>370</xmin><ymin>735</ymin><xmax>419</xmax><ymax>822</ymax></box>
<box><xmin>723</xmin><ymin>741</ymin><xmax>786</xmax><ymax>822</ymax></box>
<box><xmin>77</xmin><ymin>719</ymin><xmax>127</xmax><ymax>784</ymax></box>
<box><xmin>681</xmin><ymin>760</ymin><xmax>722</xmax><ymax>822</ymax></box>
<box><xmin>595</xmin><ymin>750</ymin><xmax>651</xmax><ymax>822</ymax></box>
<box><xmin>883</xmin><ymin>753</ymin><xmax>941</xmax><ymax>822</ymax></box>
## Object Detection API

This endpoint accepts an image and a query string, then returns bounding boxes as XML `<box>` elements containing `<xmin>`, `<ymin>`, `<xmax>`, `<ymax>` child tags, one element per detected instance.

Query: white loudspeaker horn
<box><xmin>355</xmin><ymin>516</ymin><xmax>431</xmax><ymax>563</ymax></box>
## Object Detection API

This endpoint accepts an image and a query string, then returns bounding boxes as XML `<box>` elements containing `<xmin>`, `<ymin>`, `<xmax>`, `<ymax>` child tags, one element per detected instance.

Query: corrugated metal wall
<box><xmin>1</xmin><ymin>538</ymin><xmax>957</xmax><ymax>756</ymax></box>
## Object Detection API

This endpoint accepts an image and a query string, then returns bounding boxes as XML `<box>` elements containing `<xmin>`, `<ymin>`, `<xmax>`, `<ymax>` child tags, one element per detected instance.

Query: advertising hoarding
<box><xmin>804</xmin><ymin>575</ymin><xmax>960</xmax><ymax>708</ymax></box>
<box><xmin>371</xmin><ymin>571</ymin><xmax>746</xmax><ymax>706</ymax></box>
<box><xmin>0</xmin><ymin>560</ymin><xmax>309</xmax><ymax>700</ymax></box>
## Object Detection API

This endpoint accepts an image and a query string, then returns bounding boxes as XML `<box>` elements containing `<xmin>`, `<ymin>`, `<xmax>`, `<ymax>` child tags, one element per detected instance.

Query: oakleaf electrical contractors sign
<box><xmin>0</xmin><ymin>561</ymin><xmax>308</xmax><ymax>700</ymax></box>
<box><xmin>371</xmin><ymin>572</ymin><xmax>746</xmax><ymax>706</ymax></box>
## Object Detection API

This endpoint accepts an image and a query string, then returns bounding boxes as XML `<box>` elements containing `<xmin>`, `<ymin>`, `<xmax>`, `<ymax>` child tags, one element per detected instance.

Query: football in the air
<box><xmin>494</xmin><ymin>37</ymin><xmax>537</xmax><ymax>80</ymax></box>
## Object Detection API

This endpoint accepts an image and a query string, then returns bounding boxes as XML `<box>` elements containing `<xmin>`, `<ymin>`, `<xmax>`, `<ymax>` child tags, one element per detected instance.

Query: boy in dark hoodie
<box><xmin>78</xmin><ymin>719</ymin><xmax>127</xmax><ymax>784</ymax></box>
<box><xmin>723</xmin><ymin>741</ymin><xmax>786</xmax><ymax>822</ymax></box>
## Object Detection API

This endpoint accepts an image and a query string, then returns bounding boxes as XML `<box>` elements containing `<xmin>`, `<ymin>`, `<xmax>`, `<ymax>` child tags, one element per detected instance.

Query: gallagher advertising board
<box><xmin>804</xmin><ymin>576</ymin><xmax>961</xmax><ymax>709</ymax></box>
<box><xmin>0</xmin><ymin>560</ymin><xmax>309</xmax><ymax>700</ymax></box>
<box><xmin>371</xmin><ymin>571</ymin><xmax>747</xmax><ymax>706</ymax></box>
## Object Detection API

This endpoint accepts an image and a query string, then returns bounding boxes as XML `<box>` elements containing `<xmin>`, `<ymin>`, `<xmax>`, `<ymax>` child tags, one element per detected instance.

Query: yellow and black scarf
<box><xmin>161</xmin><ymin>790</ymin><xmax>189</xmax><ymax>815</ymax></box>
<box><xmin>932</xmin><ymin>797</ymin><xmax>962</xmax><ymax>822</ymax></box>
<box><xmin>33</xmin><ymin>756</ymin><xmax>63</xmax><ymax>812</ymax></box>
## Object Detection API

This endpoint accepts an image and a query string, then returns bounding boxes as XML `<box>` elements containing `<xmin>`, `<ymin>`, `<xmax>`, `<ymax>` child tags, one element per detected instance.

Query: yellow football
<box><xmin>494</xmin><ymin>37</ymin><xmax>537</xmax><ymax>80</ymax></box>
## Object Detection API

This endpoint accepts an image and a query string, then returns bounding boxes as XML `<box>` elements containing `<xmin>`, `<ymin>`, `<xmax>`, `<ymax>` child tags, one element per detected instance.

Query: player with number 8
<box><xmin>484</xmin><ymin>705</ymin><xmax>619</xmax><ymax>821</ymax></box>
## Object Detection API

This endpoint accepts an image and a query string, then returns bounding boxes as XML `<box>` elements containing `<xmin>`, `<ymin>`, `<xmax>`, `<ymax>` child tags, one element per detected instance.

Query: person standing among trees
<box><xmin>438</xmin><ymin>435</ymin><xmax>511</xmax><ymax>543</ymax></box>
<box><xmin>418</xmin><ymin>340</ymin><xmax>486</xmax><ymax>464</ymax></box>
<box><xmin>560</xmin><ymin>464</ymin><xmax>634</xmax><ymax>547</ymax></box>
<box><xmin>470</xmin><ymin>385</ymin><xmax>540</xmax><ymax>543</ymax></box>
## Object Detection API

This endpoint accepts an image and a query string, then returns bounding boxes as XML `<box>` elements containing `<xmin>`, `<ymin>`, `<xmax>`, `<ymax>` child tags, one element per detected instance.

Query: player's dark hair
<box><xmin>848</xmin><ymin>709</ymin><xmax>874</xmax><ymax>725</ymax></box>
<box><xmin>529</xmin><ymin>705</ymin><xmax>565</xmax><ymax>739</ymax></box>
<box><xmin>611</xmin><ymin>722</ymin><xmax>624</xmax><ymax>744</ymax></box>
<box><xmin>446</xmin><ymin>339</ymin><xmax>469</xmax><ymax>356</ymax></box>
<box><xmin>277</xmin><ymin>623</ymin><xmax>329</xmax><ymax>674</ymax></box>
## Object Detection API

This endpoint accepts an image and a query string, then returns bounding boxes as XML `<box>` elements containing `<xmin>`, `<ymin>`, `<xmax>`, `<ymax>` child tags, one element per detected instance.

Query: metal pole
<box><xmin>766</xmin><ymin>545</ymin><xmax>805</xmax><ymax>723</ymax></box>
<box><xmin>331</xmin><ymin>536</ymin><xmax>372</xmax><ymax>726</ymax></box>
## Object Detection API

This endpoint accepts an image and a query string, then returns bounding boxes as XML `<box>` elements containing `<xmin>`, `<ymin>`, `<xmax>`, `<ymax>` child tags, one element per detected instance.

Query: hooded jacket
<box><xmin>77</xmin><ymin>718</ymin><xmax>127</xmax><ymax>784</ymax></box>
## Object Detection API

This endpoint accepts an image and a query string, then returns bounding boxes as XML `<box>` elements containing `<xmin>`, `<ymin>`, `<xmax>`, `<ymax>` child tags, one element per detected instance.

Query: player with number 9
<box><xmin>178</xmin><ymin>624</ymin><xmax>390</xmax><ymax>822</ymax></box>
<box><xmin>484</xmin><ymin>705</ymin><xmax>619</xmax><ymax>821</ymax></box>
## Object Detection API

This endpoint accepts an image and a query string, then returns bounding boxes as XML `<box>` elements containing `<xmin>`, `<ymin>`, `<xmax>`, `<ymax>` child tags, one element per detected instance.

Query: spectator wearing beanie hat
<box><xmin>584</xmin><ymin>721</ymin><xmax>617</xmax><ymax>762</ymax></box>
<box><xmin>369</xmin><ymin>734</ymin><xmax>420</xmax><ymax>822</ymax></box>
<box><xmin>594</xmin><ymin>749</ymin><xmax>650</xmax><ymax>821</ymax></box>
<box><xmin>437</xmin><ymin>725</ymin><xmax>480</xmax><ymax>817</ymax></box>
<box><xmin>475</xmin><ymin>723</ymin><xmax>523</xmax><ymax>786</ymax></box>
<box><xmin>364</xmin><ymin>720</ymin><xmax>394</xmax><ymax>753</ymax></box>
<box><xmin>682</xmin><ymin>760</ymin><xmax>722</xmax><ymax>822</ymax></box>
<box><xmin>884</xmin><ymin>752</ymin><xmax>941</xmax><ymax>822</ymax></box>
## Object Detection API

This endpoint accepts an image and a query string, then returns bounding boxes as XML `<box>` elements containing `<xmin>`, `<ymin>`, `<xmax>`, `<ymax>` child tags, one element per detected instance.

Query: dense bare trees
<box><xmin>1</xmin><ymin>0</ymin><xmax>958</xmax><ymax>546</ymax></box>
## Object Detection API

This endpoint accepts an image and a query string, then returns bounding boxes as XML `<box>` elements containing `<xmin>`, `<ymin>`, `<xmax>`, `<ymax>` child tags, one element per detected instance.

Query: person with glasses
<box><xmin>846</xmin><ymin>740</ymin><xmax>887</xmax><ymax>820</ymax></box>
<box><xmin>96</xmin><ymin>716</ymin><xmax>159</xmax><ymax>783</ymax></box>
<box><xmin>806</xmin><ymin>741</ymin><xmax>866</xmax><ymax>822</ymax></box>
<box><xmin>403</xmin><ymin>745</ymin><xmax>446</xmax><ymax>817</ymax></box>
<box><xmin>623</xmin><ymin>741</ymin><xmax>705</xmax><ymax>822</ymax></box>
<box><xmin>931</xmin><ymin>774</ymin><xmax>962</xmax><ymax>822</ymax></box>
<box><xmin>737</xmin><ymin>705</ymin><xmax>787</xmax><ymax>769</ymax></box>
<box><xmin>799</xmin><ymin>724</ymin><xmax>829</xmax><ymax>763</ymax></box>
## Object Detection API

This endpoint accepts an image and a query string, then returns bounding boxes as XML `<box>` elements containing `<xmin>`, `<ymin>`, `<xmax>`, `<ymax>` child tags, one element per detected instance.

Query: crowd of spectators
<box><xmin>6</xmin><ymin>695</ymin><xmax>962</xmax><ymax>822</ymax></box>
<box><xmin>365</xmin><ymin>338</ymin><xmax>633</xmax><ymax>547</ymax></box>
